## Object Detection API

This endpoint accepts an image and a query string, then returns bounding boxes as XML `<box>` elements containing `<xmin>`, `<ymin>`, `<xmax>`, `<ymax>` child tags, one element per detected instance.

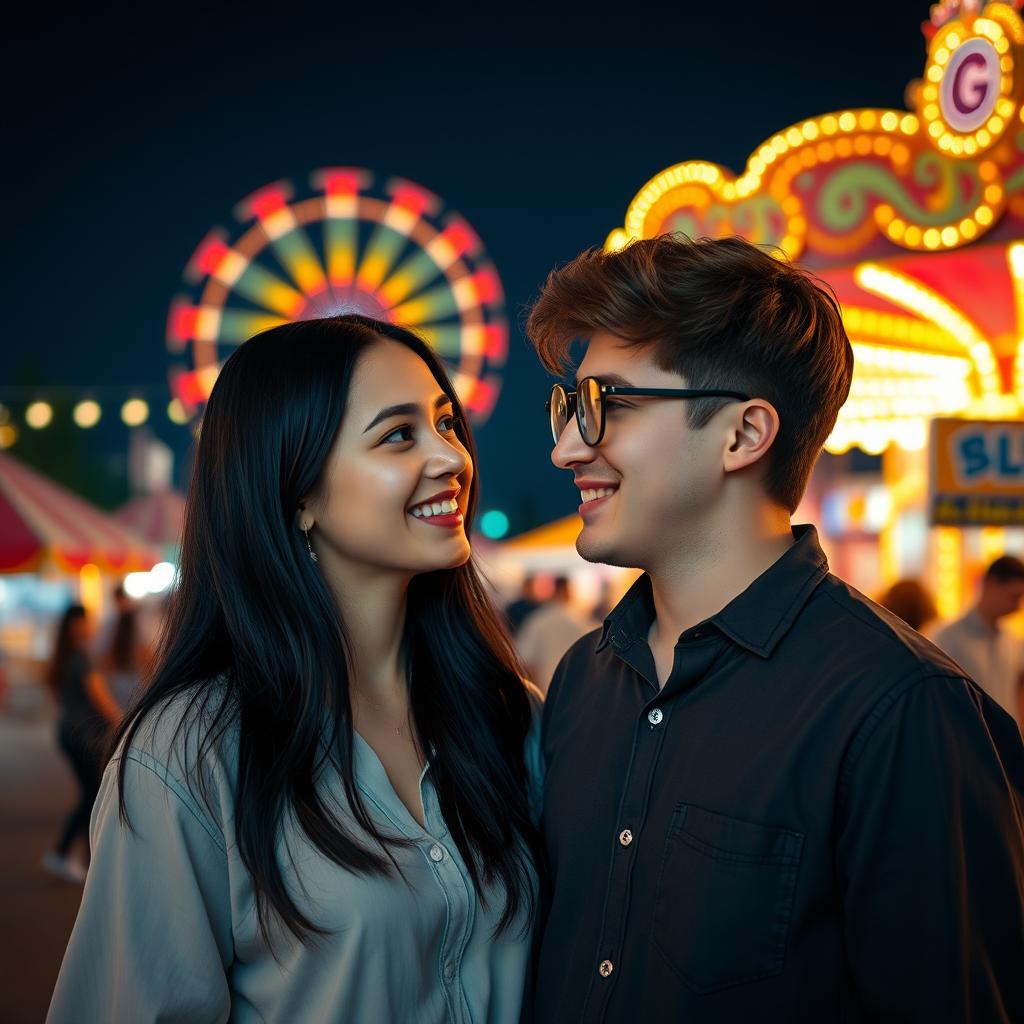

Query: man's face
<box><xmin>550</xmin><ymin>332</ymin><xmax>732</xmax><ymax>571</ymax></box>
<box><xmin>986</xmin><ymin>578</ymin><xmax>1024</xmax><ymax>620</ymax></box>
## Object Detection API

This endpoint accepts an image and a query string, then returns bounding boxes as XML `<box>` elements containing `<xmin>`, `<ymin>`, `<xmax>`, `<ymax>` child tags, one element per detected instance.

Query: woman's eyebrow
<box><xmin>362</xmin><ymin>394</ymin><xmax>452</xmax><ymax>433</ymax></box>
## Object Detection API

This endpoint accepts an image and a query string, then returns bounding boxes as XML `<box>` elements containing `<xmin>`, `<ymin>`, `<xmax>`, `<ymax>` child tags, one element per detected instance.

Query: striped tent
<box><xmin>0</xmin><ymin>451</ymin><xmax>161</xmax><ymax>574</ymax></box>
<box><xmin>114</xmin><ymin>489</ymin><xmax>185</xmax><ymax>550</ymax></box>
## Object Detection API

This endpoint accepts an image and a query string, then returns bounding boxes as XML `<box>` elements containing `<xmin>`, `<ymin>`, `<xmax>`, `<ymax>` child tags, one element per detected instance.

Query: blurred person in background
<box><xmin>515</xmin><ymin>576</ymin><xmax>597</xmax><ymax>695</ymax></box>
<box><xmin>100</xmin><ymin>585</ymin><xmax>146</xmax><ymax>711</ymax></box>
<box><xmin>40</xmin><ymin>605</ymin><xmax>119</xmax><ymax>884</ymax></box>
<box><xmin>878</xmin><ymin>578</ymin><xmax>938</xmax><ymax>635</ymax></box>
<box><xmin>932</xmin><ymin>555</ymin><xmax>1024</xmax><ymax>730</ymax></box>
<box><xmin>504</xmin><ymin>572</ymin><xmax>542</xmax><ymax>633</ymax></box>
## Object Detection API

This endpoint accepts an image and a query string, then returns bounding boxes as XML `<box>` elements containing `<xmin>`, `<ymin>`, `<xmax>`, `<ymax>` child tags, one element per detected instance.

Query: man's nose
<box><xmin>552</xmin><ymin>413</ymin><xmax>593</xmax><ymax>469</ymax></box>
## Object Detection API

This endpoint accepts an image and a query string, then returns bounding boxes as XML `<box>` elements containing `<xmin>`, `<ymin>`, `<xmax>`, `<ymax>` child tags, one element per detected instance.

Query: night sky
<box><xmin>6</xmin><ymin>4</ymin><xmax>927</xmax><ymax>533</ymax></box>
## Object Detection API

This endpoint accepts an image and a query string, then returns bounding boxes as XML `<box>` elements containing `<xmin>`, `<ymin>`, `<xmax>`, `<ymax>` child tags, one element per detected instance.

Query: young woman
<box><xmin>48</xmin><ymin>315</ymin><xmax>544</xmax><ymax>1023</ymax></box>
<box><xmin>41</xmin><ymin>605</ymin><xmax>119</xmax><ymax>884</ymax></box>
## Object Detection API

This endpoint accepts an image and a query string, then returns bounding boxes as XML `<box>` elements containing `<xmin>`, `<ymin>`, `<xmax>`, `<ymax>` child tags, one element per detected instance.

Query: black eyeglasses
<box><xmin>546</xmin><ymin>377</ymin><xmax>751</xmax><ymax>446</ymax></box>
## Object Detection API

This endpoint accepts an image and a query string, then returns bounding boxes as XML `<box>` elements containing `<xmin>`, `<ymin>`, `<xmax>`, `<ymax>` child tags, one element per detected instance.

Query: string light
<box><xmin>72</xmin><ymin>400</ymin><xmax>101</xmax><ymax>428</ymax></box>
<box><xmin>121</xmin><ymin>399</ymin><xmax>150</xmax><ymax>427</ymax></box>
<box><xmin>25</xmin><ymin>401</ymin><xmax>53</xmax><ymax>429</ymax></box>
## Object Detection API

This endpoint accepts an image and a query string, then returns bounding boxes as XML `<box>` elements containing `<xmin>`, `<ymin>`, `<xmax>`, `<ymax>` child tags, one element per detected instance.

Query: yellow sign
<box><xmin>930</xmin><ymin>417</ymin><xmax>1024</xmax><ymax>524</ymax></box>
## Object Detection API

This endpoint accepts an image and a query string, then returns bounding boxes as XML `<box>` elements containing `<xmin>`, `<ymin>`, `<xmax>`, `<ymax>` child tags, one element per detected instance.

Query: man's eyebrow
<box><xmin>576</xmin><ymin>373</ymin><xmax>634</xmax><ymax>388</ymax></box>
<box><xmin>362</xmin><ymin>394</ymin><xmax>452</xmax><ymax>433</ymax></box>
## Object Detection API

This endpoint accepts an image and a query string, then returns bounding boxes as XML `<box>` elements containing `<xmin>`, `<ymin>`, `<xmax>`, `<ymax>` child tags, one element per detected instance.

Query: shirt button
<box><xmin>444</xmin><ymin>961</ymin><xmax>456</xmax><ymax>982</ymax></box>
<box><xmin>619</xmin><ymin>828</ymin><xmax>633</xmax><ymax>847</ymax></box>
<box><xmin>429</xmin><ymin>844</ymin><xmax>445</xmax><ymax>862</ymax></box>
<box><xmin>598</xmin><ymin>959</ymin><xmax>614</xmax><ymax>978</ymax></box>
<box><xmin>647</xmin><ymin>708</ymin><xmax>664</xmax><ymax>726</ymax></box>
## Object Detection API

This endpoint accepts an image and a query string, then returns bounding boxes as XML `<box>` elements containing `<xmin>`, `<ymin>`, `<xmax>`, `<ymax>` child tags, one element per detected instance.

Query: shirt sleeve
<box><xmin>47</xmin><ymin>750</ymin><xmax>234</xmax><ymax>1024</ymax></box>
<box><xmin>836</xmin><ymin>673</ymin><xmax>1024</xmax><ymax>1022</ymax></box>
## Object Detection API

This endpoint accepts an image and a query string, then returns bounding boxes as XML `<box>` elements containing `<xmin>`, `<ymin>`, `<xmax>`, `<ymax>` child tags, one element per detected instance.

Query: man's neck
<box><xmin>645</xmin><ymin>509</ymin><xmax>794</xmax><ymax>681</ymax></box>
<box><xmin>973</xmin><ymin>601</ymin><xmax>1002</xmax><ymax>633</ymax></box>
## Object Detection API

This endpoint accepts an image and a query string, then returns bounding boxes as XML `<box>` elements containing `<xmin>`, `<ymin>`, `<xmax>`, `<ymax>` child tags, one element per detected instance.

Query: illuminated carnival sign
<box><xmin>941</xmin><ymin>37</ymin><xmax>1001</xmax><ymax>131</ymax></box>
<box><xmin>604</xmin><ymin>0</ymin><xmax>1024</xmax><ymax>457</ymax></box>
<box><xmin>922</xmin><ymin>0</ymin><xmax>1024</xmax><ymax>157</ymax></box>
<box><xmin>167</xmin><ymin>170</ymin><xmax>508</xmax><ymax>423</ymax></box>
<box><xmin>930</xmin><ymin>417</ymin><xmax>1024</xmax><ymax>524</ymax></box>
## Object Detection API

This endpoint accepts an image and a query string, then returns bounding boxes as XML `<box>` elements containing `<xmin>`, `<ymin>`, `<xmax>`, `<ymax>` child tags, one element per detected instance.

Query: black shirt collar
<box><xmin>598</xmin><ymin>523</ymin><xmax>829</xmax><ymax>659</ymax></box>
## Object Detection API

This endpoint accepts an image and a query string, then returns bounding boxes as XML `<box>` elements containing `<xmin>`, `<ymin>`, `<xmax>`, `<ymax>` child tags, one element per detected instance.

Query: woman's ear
<box><xmin>722</xmin><ymin>399</ymin><xmax>780</xmax><ymax>475</ymax></box>
<box><xmin>295</xmin><ymin>501</ymin><xmax>315</xmax><ymax>532</ymax></box>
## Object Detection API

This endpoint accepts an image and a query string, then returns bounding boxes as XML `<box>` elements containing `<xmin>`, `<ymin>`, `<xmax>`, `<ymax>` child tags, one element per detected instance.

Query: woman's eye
<box><xmin>381</xmin><ymin>425</ymin><xmax>414</xmax><ymax>445</ymax></box>
<box><xmin>438</xmin><ymin>414</ymin><xmax>460</xmax><ymax>432</ymax></box>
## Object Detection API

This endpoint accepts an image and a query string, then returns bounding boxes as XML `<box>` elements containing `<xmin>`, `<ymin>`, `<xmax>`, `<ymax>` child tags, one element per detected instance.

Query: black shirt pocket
<box><xmin>653</xmin><ymin>803</ymin><xmax>804</xmax><ymax>994</ymax></box>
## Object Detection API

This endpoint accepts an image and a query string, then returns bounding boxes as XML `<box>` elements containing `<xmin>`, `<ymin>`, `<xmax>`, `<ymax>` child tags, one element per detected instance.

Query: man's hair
<box><xmin>526</xmin><ymin>235</ymin><xmax>854</xmax><ymax>512</ymax></box>
<box><xmin>985</xmin><ymin>555</ymin><xmax>1024</xmax><ymax>583</ymax></box>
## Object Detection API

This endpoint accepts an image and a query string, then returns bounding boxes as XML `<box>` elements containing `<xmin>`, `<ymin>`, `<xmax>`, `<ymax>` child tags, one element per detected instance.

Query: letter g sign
<box><xmin>941</xmin><ymin>38</ymin><xmax>1000</xmax><ymax>132</ymax></box>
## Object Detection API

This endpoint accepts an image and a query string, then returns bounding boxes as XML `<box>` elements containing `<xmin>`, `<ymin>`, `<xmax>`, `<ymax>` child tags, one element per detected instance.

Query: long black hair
<box><xmin>48</xmin><ymin>604</ymin><xmax>88</xmax><ymax>694</ymax></box>
<box><xmin>109</xmin><ymin>315</ymin><xmax>541</xmax><ymax>943</ymax></box>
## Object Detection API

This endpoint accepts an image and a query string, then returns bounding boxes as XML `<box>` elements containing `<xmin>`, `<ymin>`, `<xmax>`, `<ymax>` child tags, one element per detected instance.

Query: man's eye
<box><xmin>382</xmin><ymin>425</ymin><xmax>414</xmax><ymax>444</ymax></box>
<box><xmin>604</xmin><ymin>400</ymin><xmax>632</xmax><ymax>413</ymax></box>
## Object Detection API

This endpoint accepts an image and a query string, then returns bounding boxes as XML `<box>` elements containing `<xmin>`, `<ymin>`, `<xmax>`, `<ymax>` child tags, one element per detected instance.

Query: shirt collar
<box><xmin>598</xmin><ymin>523</ymin><xmax>829</xmax><ymax>659</ymax></box>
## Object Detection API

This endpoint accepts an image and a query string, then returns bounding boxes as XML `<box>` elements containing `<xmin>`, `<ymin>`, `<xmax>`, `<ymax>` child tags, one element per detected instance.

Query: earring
<box><xmin>303</xmin><ymin>524</ymin><xmax>318</xmax><ymax>564</ymax></box>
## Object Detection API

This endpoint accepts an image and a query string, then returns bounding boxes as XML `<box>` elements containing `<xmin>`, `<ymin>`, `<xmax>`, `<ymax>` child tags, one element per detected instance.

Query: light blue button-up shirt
<box><xmin>48</xmin><ymin>686</ymin><xmax>544</xmax><ymax>1024</ymax></box>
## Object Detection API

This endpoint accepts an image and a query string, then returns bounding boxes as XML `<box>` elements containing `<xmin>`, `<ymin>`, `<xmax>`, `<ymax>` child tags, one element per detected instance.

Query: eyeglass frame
<box><xmin>546</xmin><ymin>377</ymin><xmax>752</xmax><ymax>446</ymax></box>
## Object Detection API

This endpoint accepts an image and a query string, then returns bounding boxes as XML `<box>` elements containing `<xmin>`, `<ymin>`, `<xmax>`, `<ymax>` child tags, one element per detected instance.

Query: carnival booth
<box><xmin>599</xmin><ymin>0</ymin><xmax>1024</xmax><ymax>618</ymax></box>
<box><xmin>0</xmin><ymin>450</ymin><xmax>161</xmax><ymax>686</ymax></box>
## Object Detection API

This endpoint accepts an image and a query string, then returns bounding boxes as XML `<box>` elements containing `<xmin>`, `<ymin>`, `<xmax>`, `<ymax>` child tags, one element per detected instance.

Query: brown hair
<box><xmin>878</xmin><ymin>579</ymin><xmax>938</xmax><ymax>632</ymax></box>
<box><xmin>985</xmin><ymin>555</ymin><xmax>1024</xmax><ymax>583</ymax></box>
<box><xmin>526</xmin><ymin>235</ymin><xmax>854</xmax><ymax>511</ymax></box>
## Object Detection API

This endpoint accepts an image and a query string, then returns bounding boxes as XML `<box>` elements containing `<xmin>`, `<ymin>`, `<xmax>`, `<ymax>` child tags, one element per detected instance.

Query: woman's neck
<box><xmin>321</xmin><ymin>557</ymin><xmax>411</xmax><ymax>701</ymax></box>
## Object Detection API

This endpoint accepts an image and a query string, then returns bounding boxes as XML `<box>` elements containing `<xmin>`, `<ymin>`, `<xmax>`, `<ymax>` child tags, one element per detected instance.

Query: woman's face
<box><xmin>304</xmin><ymin>338</ymin><xmax>473</xmax><ymax>577</ymax></box>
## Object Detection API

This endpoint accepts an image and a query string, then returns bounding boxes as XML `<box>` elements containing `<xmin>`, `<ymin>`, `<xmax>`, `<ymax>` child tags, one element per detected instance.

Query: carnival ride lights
<box><xmin>167</xmin><ymin>169</ymin><xmax>508</xmax><ymax>424</ymax></box>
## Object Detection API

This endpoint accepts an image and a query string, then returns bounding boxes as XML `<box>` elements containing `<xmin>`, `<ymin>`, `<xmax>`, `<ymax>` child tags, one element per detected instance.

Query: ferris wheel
<box><xmin>167</xmin><ymin>169</ymin><xmax>508</xmax><ymax>422</ymax></box>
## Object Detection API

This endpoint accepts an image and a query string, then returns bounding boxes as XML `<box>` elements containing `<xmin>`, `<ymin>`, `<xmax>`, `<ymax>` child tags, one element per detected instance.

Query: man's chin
<box><xmin>576</xmin><ymin>527</ymin><xmax>635</xmax><ymax>569</ymax></box>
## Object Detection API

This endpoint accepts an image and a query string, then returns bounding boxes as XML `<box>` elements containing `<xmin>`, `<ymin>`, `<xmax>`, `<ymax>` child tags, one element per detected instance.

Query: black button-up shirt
<box><xmin>532</xmin><ymin>525</ymin><xmax>1024</xmax><ymax>1023</ymax></box>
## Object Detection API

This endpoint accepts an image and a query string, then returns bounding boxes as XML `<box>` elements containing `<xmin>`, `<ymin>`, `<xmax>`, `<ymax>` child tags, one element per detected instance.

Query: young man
<box><xmin>526</xmin><ymin>235</ymin><xmax>1024</xmax><ymax>1022</ymax></box>
<box><xmin>933</xmin><ymin>554</ymin><xmax>1024</xmax><ymax>729</ymax></box>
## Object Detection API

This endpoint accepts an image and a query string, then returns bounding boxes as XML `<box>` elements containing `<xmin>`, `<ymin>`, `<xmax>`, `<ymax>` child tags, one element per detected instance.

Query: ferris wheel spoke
<box><xmin>217</xmin><ymin>311</ymin><xmax>290</xmax><ymax>343</ymax></box>
<box><xmin>237</xmin><ymin>184</ymin><xmax>328</xmax><ymax>298</ymax></box>
<box><xmin>414</xmin><ymin>326</ymin><xmax>463</xmax><ymax>357</ymax></box>
<box><xmin>189</xmin><ymin>231</ymin><xmax>305</xmax><ymax>318</ymax></box>
<box><xmin>379</xmin><ymin>218</ymin><xmax>481</xmax><ymax>308</ymax></box>
<box><xmin>356</xmin><ymin>224</ymin><xmax>414</xmax><ymax>295</ymax></box>
<box><xmin>234</xmin><ymin>264</ymin><xmax>307</xmax><ymax>318</ymax></box>
<box><xmin>315</xmin><ymin>168</ymin><xmax>368</xmax><ymax>289</ymax></box>
<box><xmin>390</xmin><ymin>281</ymin><xmax>460</xmax><ymax>325</ymax></box>
<box><xmin>356</xmin><ymin>181</ymin><xmax>440</xmax><ymax>294</ymax></box>
<box><xmin>377</xmin><ymin>250</ymin><xmax>445</xmax><ymax>309</ymax></box>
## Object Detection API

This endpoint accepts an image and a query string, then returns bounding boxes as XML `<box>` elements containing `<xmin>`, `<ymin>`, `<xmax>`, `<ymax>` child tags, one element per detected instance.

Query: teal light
<box><xmin>479</xmin><ymin>509</ymin><xmax>509</xmax><ymax>540</ymax></box>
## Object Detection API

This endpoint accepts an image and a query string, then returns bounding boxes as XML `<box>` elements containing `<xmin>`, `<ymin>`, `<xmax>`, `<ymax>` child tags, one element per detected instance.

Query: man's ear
<box><xmin>722</xmin><ymin>400</ymin><xmax>780</xmax><ymax>475</ymax></box>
